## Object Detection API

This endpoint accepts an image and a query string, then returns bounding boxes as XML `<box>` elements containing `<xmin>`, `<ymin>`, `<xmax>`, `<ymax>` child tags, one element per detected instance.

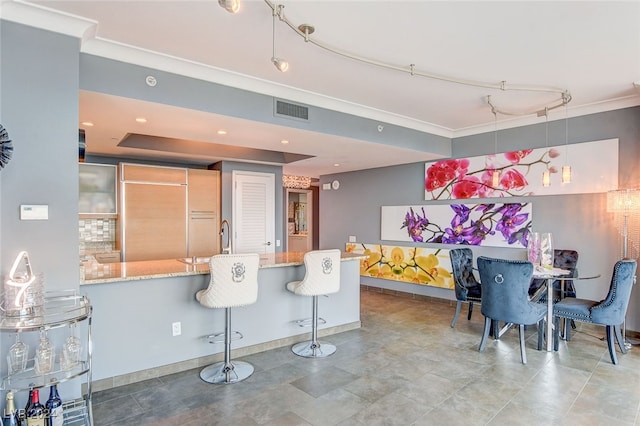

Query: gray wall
<box><xmin>0</xmin><ymin>22</ymin><xmax>82</xmax><ymax>403</ymax></box>
<box><xmin>319</xmin><ymin>106</ymin><xmax>640</xmax><ymax>331</ymax></box>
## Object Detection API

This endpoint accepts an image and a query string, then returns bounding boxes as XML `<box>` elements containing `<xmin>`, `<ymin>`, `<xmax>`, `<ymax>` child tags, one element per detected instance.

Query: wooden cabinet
<box><xmin>187</xmin><ymin>169</ymin><xmax>220</xmax><ymax>257</ymax></box>
<box><xmin>120</xmin><ymin>164</ymin><xmax>188</xmax><ymax>261</ymax></box>
<box><xmin>120</xmin><ymin>163</ymin><xmax>187</xmax><ymax>184</ymax></box>
<box><xmin>118</xmin><ymin>164</ymin><xmax>220</xmax><ymax>261</ymax></box>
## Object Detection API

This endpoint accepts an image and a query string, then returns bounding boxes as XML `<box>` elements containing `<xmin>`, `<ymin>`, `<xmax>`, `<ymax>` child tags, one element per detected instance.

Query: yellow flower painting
<box><xmin>346</xmin><ymin>243</ymin><xmax>453</xmax><ymax>289</ymax></box>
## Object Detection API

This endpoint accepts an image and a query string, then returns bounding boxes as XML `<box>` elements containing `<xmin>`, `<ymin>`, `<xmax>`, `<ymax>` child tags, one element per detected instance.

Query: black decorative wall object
<box><xmin>0</xmin><ymin>124</ymin><xmax>13</xmax><ymax>169</ymax></box>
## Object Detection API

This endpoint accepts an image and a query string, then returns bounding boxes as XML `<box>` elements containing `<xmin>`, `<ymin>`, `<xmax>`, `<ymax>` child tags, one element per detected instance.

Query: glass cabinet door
<box><xmin>79</xmin><ymin>163</ymin><xmax>117</xmax><ymax>215</ymax></box>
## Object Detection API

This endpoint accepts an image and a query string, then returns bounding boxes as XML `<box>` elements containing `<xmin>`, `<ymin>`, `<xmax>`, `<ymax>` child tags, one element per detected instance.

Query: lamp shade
<box><xmin>606</xmin><ymin>189</ymin><xmax>640</xmax><ymax>213</ymax></box>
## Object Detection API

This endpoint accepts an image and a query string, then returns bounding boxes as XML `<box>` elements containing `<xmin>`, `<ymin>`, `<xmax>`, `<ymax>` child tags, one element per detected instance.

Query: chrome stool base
<box><xmin>292</xmin><ymin>340</ymin><xmax>336</xmax><ymax>358</ymax></box>
<box><xmin>199</xmin><ymin>360</ymin><xmax>254</xmax><ymax>384</ymax></box>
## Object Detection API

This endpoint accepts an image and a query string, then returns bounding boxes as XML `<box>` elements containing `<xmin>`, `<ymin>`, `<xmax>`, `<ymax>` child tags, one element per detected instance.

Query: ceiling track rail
<box><xmin>263</xmin><ymin>0</ymin><xmax>571</xmax><ymax>118</ymax></box>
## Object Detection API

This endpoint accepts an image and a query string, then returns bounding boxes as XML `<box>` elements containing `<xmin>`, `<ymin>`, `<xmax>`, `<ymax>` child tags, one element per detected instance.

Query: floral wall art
<box><xmin>346</xmin><ymin>243</ymin><xmax>454</xmax><ymax>289</ymax></box>
<box><xmin>425</xmin><ymin>139</ymin><xmax>618</xmax><ymax>200</ymax></box>
<box><xmin>381</xmin><ymin>203</ymin><xmax>532</xmax><ymax>248</ymax></box>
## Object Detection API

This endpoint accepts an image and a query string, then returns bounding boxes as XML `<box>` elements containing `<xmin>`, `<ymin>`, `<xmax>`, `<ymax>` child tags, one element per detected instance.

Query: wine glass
<box><xmin>61</xmin><ymin>323</ymin><xmax>82</xmax><ymax>370</ymax></box>
<box><xmin>34</xmin><ymin>330</ymin><xmax>53</xmax><ymax>374</ymax></box>
<box><xmin>7</xmin><ymin>332</ymin><xmax>29</xmax><ymax>375</ymax></box>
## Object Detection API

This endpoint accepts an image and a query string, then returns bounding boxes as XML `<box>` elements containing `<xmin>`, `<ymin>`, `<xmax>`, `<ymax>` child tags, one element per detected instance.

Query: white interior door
<box><xmin>232</xmin><ymin>171</ymin><xmax>275</xmax><ymax>254</ymax></box>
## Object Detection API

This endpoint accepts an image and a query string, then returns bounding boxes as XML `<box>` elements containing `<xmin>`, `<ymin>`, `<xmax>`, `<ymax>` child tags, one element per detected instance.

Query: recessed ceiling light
<box><xmin>135</xmin><ymin>117</ymin><xmax>147</xmax><ymax>123</ymax></box>
<box><xmin>334</xmin><ymin>163</ymin><xmax>340</xmax><ymax>167</ymax></box>
<box><xmin>81</xmin><ymin>121</ymin><xmax>94</xmax><ymax>127</ymax></box>
<box><xmin>281</xmin><ymin>140</ymin><xmax>289</xmax><ymax>144</ymax></box>
<box><xmin>217</xmin><ymin>130</ymin><xmax>227</xmax><ymax>135</ymax></box>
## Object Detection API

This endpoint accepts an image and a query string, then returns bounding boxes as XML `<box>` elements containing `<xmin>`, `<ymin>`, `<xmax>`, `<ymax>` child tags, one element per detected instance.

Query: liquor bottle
<box><xmin>2</xmin><ymin>391</ymin><xmax>20</xmax><ymax>426</ymax></box>
<box><xmin>25</xmin><ymin>389</ymin><xmax>44</xmax><ymax>426</ymax></box>
<box><xmin>44</xmin><ymin>385</ymin><xmax>62</xmax><ymax>426</ymax></box>
<box><xmin>22</xmin><ymin>389</ymin><xmax>33</xmax><ymax>425</ymax></box>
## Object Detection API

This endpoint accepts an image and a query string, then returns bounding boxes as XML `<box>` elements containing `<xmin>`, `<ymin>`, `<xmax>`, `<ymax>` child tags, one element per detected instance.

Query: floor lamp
<box><xmin>606</xmin><ymin>188</ymin><xmax>640</xmax><ymax>347</ymax></box>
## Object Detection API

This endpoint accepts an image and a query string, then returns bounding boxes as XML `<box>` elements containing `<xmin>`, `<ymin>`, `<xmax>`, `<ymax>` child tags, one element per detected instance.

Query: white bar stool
<box><xmin>195</xmin><ymin>253</ymin><xmax>260</xmax><ymax>384</ymax></box>
<box><xmin>286</xmin><ymin>249</ymin><xmax>341</xmax><ymax>358</ymax></box>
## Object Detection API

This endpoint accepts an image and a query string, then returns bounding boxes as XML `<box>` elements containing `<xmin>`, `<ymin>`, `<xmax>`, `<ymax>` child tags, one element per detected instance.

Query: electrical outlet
<box><xmin>172</xmin><ymin>322</ymin><xmax>181</xmax><ymax>336</ymax></box>
<box><xmin>349</xmin><ymin>235</ymin><xmax>357</xmax><ymax>243</ymax></box>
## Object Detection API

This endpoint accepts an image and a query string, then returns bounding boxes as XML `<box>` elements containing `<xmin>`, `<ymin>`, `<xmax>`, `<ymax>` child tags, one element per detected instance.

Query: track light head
<box><xmin>218</xmin><ymin>0</ymin><xmax>239</xmax><ymax>14</ymax></box>
<box><xmin>272</xmin><ymin>57</ymin><xmax>289</xmax><ymax>72</ymax></box>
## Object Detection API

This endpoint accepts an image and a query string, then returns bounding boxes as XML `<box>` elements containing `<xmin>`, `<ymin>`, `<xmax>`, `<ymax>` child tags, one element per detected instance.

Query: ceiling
<box><xmin>3</xmin><ymin>0</ymin><xmax>640</xmax><ymax>177</ymax></box>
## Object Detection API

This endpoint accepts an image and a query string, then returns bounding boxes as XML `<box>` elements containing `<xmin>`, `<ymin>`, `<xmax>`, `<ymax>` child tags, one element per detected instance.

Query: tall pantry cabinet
<box><xmin>187</xmin><ymin>168</ymin><xmax>220</xmax><ymax>257</ymax></box>
<box><xmin>118</xmin><ymin>164</ymin><xmax>220</xmax><ymax>261</ymax></box>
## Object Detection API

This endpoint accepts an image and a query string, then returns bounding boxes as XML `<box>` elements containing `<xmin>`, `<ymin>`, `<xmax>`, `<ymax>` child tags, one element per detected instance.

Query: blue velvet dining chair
<box><xmin>553</xmin><ymin>259</ymin><xmax>637</xmax><ymax>365</ymax></box>
<box><xmin>477</xmin><ymin>256</ymin><xmax>546</xmax><ymax>364</ymax></box>
<box><xmin>449</xmin><ymin>248</ymin><xmax>482</xmax><ymax>328</ymax></box>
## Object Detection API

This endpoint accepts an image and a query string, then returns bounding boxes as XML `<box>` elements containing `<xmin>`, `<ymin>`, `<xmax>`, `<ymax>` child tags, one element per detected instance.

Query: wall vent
<box><xmin>275</xmin><ymin>99</ymin><xmax>309</xmax><ymax>121</ymax></box>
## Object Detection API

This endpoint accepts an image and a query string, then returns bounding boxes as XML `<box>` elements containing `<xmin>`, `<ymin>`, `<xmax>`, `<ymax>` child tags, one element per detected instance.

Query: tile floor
<box><xmin>92</xmin><ymin>288</ymin><xmax>640</xmax><ymax>425</ymax></box>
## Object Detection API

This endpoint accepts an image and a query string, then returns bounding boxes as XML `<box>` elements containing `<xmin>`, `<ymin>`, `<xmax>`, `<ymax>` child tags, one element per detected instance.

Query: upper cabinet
<box><xmin>187</xmin><ymin>169</ymin><xmax>221</xmax><ymax>257</ymax></box>
<box><xmin>79</xmin><ymin>163</ymin><xmax>117</xmax><ymax>216</ymax></box>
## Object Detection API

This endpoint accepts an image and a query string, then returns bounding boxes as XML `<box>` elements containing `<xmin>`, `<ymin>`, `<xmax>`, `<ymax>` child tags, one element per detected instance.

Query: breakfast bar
<box><xmin>80</xmin><ymin>252</ymin><xmax>364</xmax><ymax>389</ymax></box>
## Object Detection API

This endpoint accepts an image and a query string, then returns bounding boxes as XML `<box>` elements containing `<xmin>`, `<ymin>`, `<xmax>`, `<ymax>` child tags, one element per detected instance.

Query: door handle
<box><xmin>265</xmin><ymin>241</ymin><xmax>272</xmax><ymax>246</ymax></box>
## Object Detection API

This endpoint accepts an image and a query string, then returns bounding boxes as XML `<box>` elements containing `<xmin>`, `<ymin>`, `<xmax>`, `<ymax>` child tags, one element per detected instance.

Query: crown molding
<box><xmin>453</xmin><ymin>95</ymin><xmax>640</xmax><ymax>139</ymax></box>
<box><xmin>1</xmin><ymin>0</ymin><xmax>454</xmax><ymax>139</ymax></box>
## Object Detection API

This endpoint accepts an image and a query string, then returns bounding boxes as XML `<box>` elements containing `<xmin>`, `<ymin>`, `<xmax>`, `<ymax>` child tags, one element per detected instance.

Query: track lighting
<box><xmin>271</xmin><ymin>4</ymin><xmax>288</xmax><ymax>72</ymax></box>
<box><xmin>227</xmin><ymin>0</ymin><xmax>572</xmax><ymax>116</ymax></box>
<box><xmin>218</xmin><ymin>0</ymin><xmax>239</xmax><ymax>14</ymax></box>
<box><xmin>542</xmin><ymin>109</ymin><xmax>551</xmax><ymax>187</ymax></box>
<box><xmin>561</xmin><ymin>97</ymin><xmax>572</xmax><ymax>184</ymax></box>
<box><xmin>272</xmin><ymin>57</ymin><xmax>289</xmax><ymax>72</ymax></box>
<box><xmin>491</xmin><ymin>108</ymin><xmax>500</xmax><ymax>188</ymax></box>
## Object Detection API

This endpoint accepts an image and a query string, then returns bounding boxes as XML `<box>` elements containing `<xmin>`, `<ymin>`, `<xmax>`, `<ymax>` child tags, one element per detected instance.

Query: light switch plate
<box><xmin>322</xmin><ymin>183</ymin><xmax>331</xmax><ymax>190</ymax></box>
<box><xmin>348</xmin><ymin>235</ymin><xmax>357</xmax><ymax>243</ymax></box>
<box><xmin>20</xmin><ymin>205</ymin><xmax>49</xmax><ymax>220</ymax></box>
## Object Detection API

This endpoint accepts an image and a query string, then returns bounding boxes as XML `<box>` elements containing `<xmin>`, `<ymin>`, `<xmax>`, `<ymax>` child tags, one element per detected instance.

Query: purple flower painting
<box><xmin>382</xmin><ymin>203</ymin><xmax>532</xmax><ymax>248</ymax></box>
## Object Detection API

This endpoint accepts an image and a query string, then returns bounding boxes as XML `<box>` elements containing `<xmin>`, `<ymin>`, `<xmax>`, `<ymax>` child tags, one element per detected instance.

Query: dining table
<box><xmin>532</xmin><ymin>266</ymin><xmax>571</xmax><ymax>351</ymax></box>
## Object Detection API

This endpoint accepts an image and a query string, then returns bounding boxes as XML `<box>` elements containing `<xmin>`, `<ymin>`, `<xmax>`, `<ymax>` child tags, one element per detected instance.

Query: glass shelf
<box><xmin>2</xmin><ymin>361</ymin><xmax>89</xmax><ymax>391</ymax></box>
<box><xmin>0</xmin><ymin>291</ymin><xmax>91</xmax><ymax>332</ymax></box>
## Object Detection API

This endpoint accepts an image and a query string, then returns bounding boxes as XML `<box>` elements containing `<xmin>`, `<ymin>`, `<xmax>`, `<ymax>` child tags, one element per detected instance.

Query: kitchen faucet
<box><xmin>221</xmin><ymin>219</ymin><xmax>232</xmax><ymax>254</ymax></box>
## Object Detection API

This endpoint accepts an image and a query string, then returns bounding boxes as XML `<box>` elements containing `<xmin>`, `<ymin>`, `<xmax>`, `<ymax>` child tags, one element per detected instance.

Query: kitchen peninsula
<box><xmin>80</xmin><ymin>252</ymin><xmax>364</xmax><ymax>391</ymax></box>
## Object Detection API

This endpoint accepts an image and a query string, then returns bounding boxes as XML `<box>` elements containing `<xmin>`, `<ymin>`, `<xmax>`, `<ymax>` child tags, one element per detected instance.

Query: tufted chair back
<box><xmin>529</xmin><ymin>249</ymin><xmax>579</xmax><ymax>300</ymax></box>
<box><xmin>590</xmin><ymin>259</ymin><xmax>637</xmax><ymax>325</ymax></box>
<box><xmin>450</xmin><ymin>248</ymin><xmax>481</xmax><ymax>301</ymax></box>
<box><xmin>290</xmin><ymin>249</ymin><xmax>341</xmax><ymax>296</ymax></box>
<box><xmin>196</xmin><ymin>253</ymin><xmax>260</xmax><ymax>309</ymax></box>
<box><xmin>477</xmin><ymin>256</ymin><xmax>543</xmax><ymax>325</ymax></box>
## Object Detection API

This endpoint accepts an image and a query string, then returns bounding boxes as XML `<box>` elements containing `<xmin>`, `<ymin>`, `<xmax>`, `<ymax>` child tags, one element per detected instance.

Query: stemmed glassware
<box><xmin>61</xmin><ymin>323</ymin><xmax>82</xmax><ymax>370</ymax></box>
<box><xmin>7</xmin><ymin>332</ymin><xmax>29</xmax><ymax>375</ymax></box>
<box><xmin>34</xmin><ymin>330</ymin><xmax>53</xmax><ymax>375</ymax></box>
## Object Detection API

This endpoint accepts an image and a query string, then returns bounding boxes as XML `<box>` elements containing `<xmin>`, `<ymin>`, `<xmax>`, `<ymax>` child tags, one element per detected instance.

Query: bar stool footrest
<box><xmin>206</xmin><ymin>330</ymin><xmax>243</xmax><ymax>344</ymax></box>
<box><xmin>294</xmin><ymin>317</ymin><xmax>327</xmax><ymax>328</ymax></box>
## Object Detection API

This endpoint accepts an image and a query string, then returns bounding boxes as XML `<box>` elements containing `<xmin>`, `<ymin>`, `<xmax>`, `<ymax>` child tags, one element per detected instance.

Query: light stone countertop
<box><xmin>81</xmin><ymin>251</ymin><xmax>365</xmax><ymax>285</ymax></box>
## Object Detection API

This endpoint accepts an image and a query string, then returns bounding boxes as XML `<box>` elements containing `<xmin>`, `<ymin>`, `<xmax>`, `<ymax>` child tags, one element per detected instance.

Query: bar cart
<box><xmin>1</xmin><ymin>291</ymin><xmax>93</xmax><ymax>425</ymax></box>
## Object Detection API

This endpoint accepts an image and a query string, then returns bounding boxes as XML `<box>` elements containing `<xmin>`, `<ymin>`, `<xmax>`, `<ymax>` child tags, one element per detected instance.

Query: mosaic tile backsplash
<box><xmin>79</xmin><ymin>218</ymin><xmax>117</xmax><ymax>256</ymax></box>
